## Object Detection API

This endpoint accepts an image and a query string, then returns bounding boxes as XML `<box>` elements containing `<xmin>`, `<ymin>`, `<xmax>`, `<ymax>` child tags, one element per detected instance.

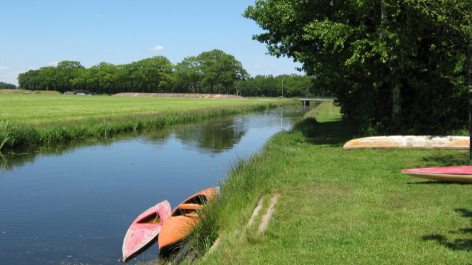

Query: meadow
<box><xmin>0</xmin><ymin>94</ymin><xmax>286</xmax><ymax>124</ymax></box>
<box><xmin>186</xmin><ymin>101</ymin><xmax>472</xmax><ymax>264</ymax></box>
<box><xmin>0</xmin><ymin>93</ymin><xmax>294</xmax><ymax>150</ymax></box>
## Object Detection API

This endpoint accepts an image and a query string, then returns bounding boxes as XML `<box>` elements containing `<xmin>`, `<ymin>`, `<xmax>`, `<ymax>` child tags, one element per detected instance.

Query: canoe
<box><xmin>402</xmin><ymin>166</ymin><xmax>472</xmax><ymax>183</ymax></box>
<box><xmin>343</xmin><ymin>136</ymin><xmax>469</xmax><ymax>150</ymax></box>
<box><xmin>121</xmin><ymin>200</ymin><xmax>171</xmax><ymax>263</ymax></box>
<box><xmin>158</xmin><ymin>187</ymin><xmax>220</xmax><ymax>256</ymax></box>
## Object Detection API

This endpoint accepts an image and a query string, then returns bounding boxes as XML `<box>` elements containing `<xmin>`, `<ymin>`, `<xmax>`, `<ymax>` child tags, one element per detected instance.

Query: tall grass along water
<box><xmin>0</xmin><ymin>105</ymin><xmax>314</xmax><ymax>265</ymax></box>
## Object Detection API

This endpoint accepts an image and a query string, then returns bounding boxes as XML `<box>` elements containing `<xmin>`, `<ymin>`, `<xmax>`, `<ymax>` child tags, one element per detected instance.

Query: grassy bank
<box><xmin>0</xmin><ymin>94</ymin><xmax>295</xmax><ymax>150</ymax></box>
<box><xmin>190</xmin><ymin>101</ymin><xmax>472</xmax><ymax>264</ymax></box>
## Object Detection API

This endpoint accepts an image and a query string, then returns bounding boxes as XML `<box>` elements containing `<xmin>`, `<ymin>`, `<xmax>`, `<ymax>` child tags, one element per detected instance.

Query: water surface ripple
<box><xmin>0</xmin><ymin>106</ymin><xmax>313</xmax><ymax>265</ymax></box>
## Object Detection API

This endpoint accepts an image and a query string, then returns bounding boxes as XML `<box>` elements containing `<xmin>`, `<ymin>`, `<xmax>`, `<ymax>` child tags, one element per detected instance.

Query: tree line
<box><xmin>245</xmin><ymin>0</ymin><xmax>472</xmax><ymax>135</ymax></box>
<box><xmin>16</xmin><ymin>49</ymin><xmax>318</xmax><ymax>97</ymax></box>
<box><xmin>240</xmin><ymin>74</ymin><xmax>317</xmax><ymax>97</ymax></box>
<box><xmin>0</xmin><ymin>82</ymin><xmax>16</xmax><ymax>89</ymax></box>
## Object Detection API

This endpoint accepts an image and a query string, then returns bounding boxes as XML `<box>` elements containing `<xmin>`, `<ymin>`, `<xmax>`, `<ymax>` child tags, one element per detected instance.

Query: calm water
<box><xmin>0</xmin><ymin>106</ymin><xmax>313</xmax><ymax>265</ymax></box>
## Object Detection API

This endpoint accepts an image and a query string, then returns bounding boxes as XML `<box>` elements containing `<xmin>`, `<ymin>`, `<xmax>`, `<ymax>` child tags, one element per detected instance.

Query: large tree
<box><xmin>55</xmin><ymin>61</ymin><xmax>85</xmax><ymax>92</ymax></box>
<box><xmin>197</xmin><ymin>49</ymin><xmax>249</xmax><ymax>94</ymax></box>
<box><xmin>18</xmin><ymin>70</ymin><xmax>43</xmax><ymax>90</ymax></box>
<box><xmin>176</xmin><ymin>56</ymin><xmax>203</xmax><ymax>93</ymax></box>
<box><xmin>244</xmin><ymin>0</ymin><xmax>472</xmax><ymax>134</ymax></box>
<box><xmin>39</xmin><ymin>66</ymin><xmax>57</xmax><ymax>91</ymax></box>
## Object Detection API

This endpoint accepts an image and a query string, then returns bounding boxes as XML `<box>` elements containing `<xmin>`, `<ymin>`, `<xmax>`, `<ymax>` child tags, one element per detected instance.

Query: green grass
<box><xmin>188</xmin><ymin>101</ymin><xmax>472</xmax><ymax>264</ymax></box>
<box><xmin>0</xmin><ymin>94</ymin><xmax>289</xmax><ymax>125</ymax></box>
<box><xmin>0</xmin><ymin>94</ymin><xmax>295</xmax><ymax>150</ymax></box>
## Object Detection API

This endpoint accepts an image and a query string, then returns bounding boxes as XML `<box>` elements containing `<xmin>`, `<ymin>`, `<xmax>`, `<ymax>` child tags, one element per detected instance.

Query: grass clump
<box><xmin>187</xmin><ymin>101</ymin><xmax>472</xmax><ymax>264</ymax></box>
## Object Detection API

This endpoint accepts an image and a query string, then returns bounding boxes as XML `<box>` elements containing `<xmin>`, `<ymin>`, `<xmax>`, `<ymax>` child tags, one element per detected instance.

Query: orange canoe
<box><xmin>158</xmin><ymin>187</ymin><xmax>219</xmax><ymax>256</ymax></box>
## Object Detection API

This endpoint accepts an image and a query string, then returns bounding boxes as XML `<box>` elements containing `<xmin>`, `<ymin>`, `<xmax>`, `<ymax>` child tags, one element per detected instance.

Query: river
<box><xmin>0</xmin><ymin>105</ymin><xmax>314</xmax><ymax>265</ymax></box>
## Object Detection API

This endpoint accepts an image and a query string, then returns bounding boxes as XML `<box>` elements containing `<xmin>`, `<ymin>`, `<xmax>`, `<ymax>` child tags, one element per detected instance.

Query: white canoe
<box><xmin>343</xmin><ymin>136</ymin><xmax>469</xmax><ymax>150</ymax></box>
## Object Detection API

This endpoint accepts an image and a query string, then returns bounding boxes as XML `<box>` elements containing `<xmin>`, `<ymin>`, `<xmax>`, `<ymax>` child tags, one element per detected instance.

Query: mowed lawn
<box><xmin>0</xmin><ymin>94</ymin><xmax>278</xmax><ymax>125</ymax></box>
<box><xmin>198</xmin><ymin>102</ymin><xmax>472</xmax><ymax>264</ymax></box>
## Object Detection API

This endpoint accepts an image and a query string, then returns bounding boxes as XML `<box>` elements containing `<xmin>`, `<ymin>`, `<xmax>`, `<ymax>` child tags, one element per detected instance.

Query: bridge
<box><xmin>297</xmin><ymin>98</ymin><xmax>331</xmax><ymax>106</ymax></box>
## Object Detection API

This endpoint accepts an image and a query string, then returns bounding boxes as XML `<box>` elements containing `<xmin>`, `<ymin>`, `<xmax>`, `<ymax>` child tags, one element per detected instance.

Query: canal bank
<box><xmin>0</xmin><ymin>96</ymin><xmax>297</xmax><ymax>151</ymax></box>
<box><xmin>191</xmin><ymin>101</ymin><xmax>472</xmax><ymax>264</ymax></box>
<box><xmin>0</xmin><ymin>105</ymin><xmax>312</xmax><ymax>265</ymax></box>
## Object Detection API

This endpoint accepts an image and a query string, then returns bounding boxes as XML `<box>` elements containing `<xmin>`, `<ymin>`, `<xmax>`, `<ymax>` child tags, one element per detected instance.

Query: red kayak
<box><xmin>121</xmin><ymin>200</ymin><xmax>171</xmax><ymax>263</ymax></box>
<box><xmin>402</xmin><ymin>166</ymin><xmax>472</xmax><ymax>183</ymax></box>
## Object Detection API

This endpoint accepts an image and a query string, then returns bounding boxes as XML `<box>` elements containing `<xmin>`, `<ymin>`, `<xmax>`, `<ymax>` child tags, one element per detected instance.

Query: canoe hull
<box><xmin>121</xmin><ymin>200</ymin><xmax>171</xmax><ymax>262</ymax></box>
<box><xmin>158</xmin><ymin>187</ymin><xmax>219</xmax><ymax>256</ymax></box>
<box><xmin>402</xmin><ymin>166</ymin><xmax>472</xmax><ymax>183</ymax></box>
<box><xmin>343</xmin><ymin>136</ymin><xmax>469</xmax><ymax>150</ymax></box>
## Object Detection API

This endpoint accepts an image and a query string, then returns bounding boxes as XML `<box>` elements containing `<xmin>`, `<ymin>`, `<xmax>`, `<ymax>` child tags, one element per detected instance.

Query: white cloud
<box><xmin>149</xmin><ymin>46</ymin><xmax>164</xmax><ymax>51</ymax></box>
<box><xmin>253</xmin><ymin>64</ymin><xmax>266</xmax><ymax>69</ymax></box>
<box><xmin>5</xmin><ymin>70</ymin><xmax>26</xmax><ymax>77</ymax></box>
<box><xmin>270</xmin><ymin>64</ymin><xmax>277</xmax><ymax>68</ymax></box>
<box><xmin>0</xmin><ymin>66</ymin><xmax>10</xmax><ymax>71</ymax></box>
<box><xmin>48</xmin><ymin>61</ymin><xmax>59</xmax><ymax>66</ymax></box>
<box><xmin>96</xmin><ymin>14</ymin><xmax>104</xmax><ymax>17</ymax></box>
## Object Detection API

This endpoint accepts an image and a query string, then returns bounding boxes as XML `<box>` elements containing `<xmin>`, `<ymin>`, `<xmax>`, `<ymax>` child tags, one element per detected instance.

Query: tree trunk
<box><xmin>392</xmin><ymin>81</ymin><xmax>401</xmax><ymax>117</ymax></box>
<box><xmin>381</xmin><ymin>0</ymin><xmax>401</xmax><ymax>118</ymax></box>
<box><xmin>380</xmin><ymin>0</ymin><xmax>386</xmax><ymax>39</ymax></box>
<box><xmin>468</xmin><ymin>45</ymin><xmax>472</xmax><ymax>159</ymax></box>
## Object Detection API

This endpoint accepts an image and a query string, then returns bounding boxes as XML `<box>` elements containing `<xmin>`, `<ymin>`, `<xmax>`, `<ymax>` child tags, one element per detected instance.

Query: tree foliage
<box><xmin>239</xmin><ymin>74</ymin><xmax>316</xmax><ymax>97</ymax></box>
<box><xmin>244</xmin><ymin>0</ymin><xmax>472</xmax><ymax>134</ymax></box>
<box><xmin>0</xmin><ymin>82</ymin><xmax>16</xmax><ymax>89</ymax></box>
<box><xmin>16</xmin><ymin>48</ymin><xmax>318</xmax><ymax>97</ymax></box>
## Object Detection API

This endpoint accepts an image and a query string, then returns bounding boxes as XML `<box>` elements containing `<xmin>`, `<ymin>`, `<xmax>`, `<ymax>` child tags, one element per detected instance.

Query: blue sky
<box><xmin>0</xmin><ymin>0</ymin><xmax>303</xmax><ymax>86</ymax></box>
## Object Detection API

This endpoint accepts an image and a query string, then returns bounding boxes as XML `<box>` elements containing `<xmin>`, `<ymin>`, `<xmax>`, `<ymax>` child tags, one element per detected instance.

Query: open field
<box><xmin>0</xmin><ymin>94</ymin><xmax>295</xmax><ymax>150</ymax></box>
<box><xmin>187</xmin><ymin>101</ymin><xmax>472</xmax><ymax>264</ymax></box>
<box><xmin>0</xmin><ymin>94</ymin><xmax>285</xmax><ymax>125</ymax></box>
<box><xmin>0</xmin><ymin>89</ymin><xmax>61</xmax><ymax>95</ymax></box>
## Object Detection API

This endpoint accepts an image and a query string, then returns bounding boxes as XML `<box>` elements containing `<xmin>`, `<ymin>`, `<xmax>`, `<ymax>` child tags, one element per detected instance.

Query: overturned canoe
<box><xmin>402</xmin><ymin>166</ymin><xmax>472</xmax><ymax>183</ymax></box>
<box><xmin>121</xmin><ymin>200</ymin><xmax>171</xmax><ymax>263</ymax></box>
<box><xmin>343</xmin><ymin>136</ymin><xmax>469</xmax><ymax>150</ymax></box>
<box><xmin>158</xmin><ymin>187</ymin><xmax>220</xmax><ymax>256</ymax></box>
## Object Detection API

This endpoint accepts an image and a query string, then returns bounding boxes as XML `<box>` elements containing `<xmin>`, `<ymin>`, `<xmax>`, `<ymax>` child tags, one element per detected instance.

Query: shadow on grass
<box><xmin>292</xmin><ymin>118</ymin><xmax>351</xmax><ymax>147</ymax></box>
<box><xmin>422</xmin><ymin>208</ymin><xmax>472</xmax><ymax>252</ymax></box>
<box><xmin>407</xmin><ymin>181</ymin><xmax>472</xmax><ymax>185</ymax></box>
<box><xmin>419</xmin><ymin>153</ymin><xmax>471</xmax><ymax>167</ymax></box>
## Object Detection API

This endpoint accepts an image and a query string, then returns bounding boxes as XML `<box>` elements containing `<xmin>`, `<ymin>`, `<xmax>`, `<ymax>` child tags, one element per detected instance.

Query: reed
<box><xmin>0</xmin><ymin>102</ymin><xmax>290</xmax><ymax>150</ymax></box>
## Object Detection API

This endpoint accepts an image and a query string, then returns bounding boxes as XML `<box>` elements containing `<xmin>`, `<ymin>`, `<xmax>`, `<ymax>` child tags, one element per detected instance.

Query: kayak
<box><xmin>402</xmin><ymin>166</ymin><xmax>472</xmax><ymax>183</ymax></box>
<box><xmin>343</xmin><ymin>136</ymin><xmax>469</xmax><ymax>150</ymax></box>
<box><xmin>158</xmin><ymin>187</ymin><xmax>220</xmax><ymax>256</ymax></box>
<box><xmin>121</xmin><ymin>200</ymin><xmax>171</xmax><ymax>263</ymax></box>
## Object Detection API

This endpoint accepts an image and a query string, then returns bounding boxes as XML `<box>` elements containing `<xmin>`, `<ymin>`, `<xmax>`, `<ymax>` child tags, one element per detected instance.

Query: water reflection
<box><xmin>0</xmin><ymin>136</ymin><xmax>129</xmax><ymax>174</ymax></box>
<box><xmin>0</xmin><ymin>114</ymin><xmax>251</xmax><ymax>172</ymax></box>
<box><xmin>0</xmin><ymin>105</ymin><xmax>315</xmax><ymax>265</ymax></box>
<box><xmin>174</xmin><ymin>117</ymin><xmax>247</xmax><ymax>154</ymax></box>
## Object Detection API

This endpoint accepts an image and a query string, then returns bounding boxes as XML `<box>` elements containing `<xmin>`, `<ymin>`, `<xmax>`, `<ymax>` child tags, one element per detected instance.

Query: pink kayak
<box><xmin>121</xmin><ymin>200</ymin><xmax>171</xmax><ymax>263</ymax></box>
<box><xmin>402</xmin><ymin>166</ymin><xmax>472</xmax><ymax>183</ymax></box>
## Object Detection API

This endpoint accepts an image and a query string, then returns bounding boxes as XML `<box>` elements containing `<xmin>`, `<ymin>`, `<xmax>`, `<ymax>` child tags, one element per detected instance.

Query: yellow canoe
<box><xmin>343</xmin><ymin>136</ymin><xmax>469</xmax><ymax>150</ymax></box>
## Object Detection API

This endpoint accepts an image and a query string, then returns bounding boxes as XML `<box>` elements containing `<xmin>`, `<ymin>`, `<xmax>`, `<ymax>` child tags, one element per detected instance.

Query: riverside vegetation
<box><xmin>0</xmin><ymin>94</ymin><xmax>295</xmax><ymax>150</ymax></box>
<box><xmin>181</xmin><ymin>101</ymin><xmax>472</xmax><ymax>264</ymax></box>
